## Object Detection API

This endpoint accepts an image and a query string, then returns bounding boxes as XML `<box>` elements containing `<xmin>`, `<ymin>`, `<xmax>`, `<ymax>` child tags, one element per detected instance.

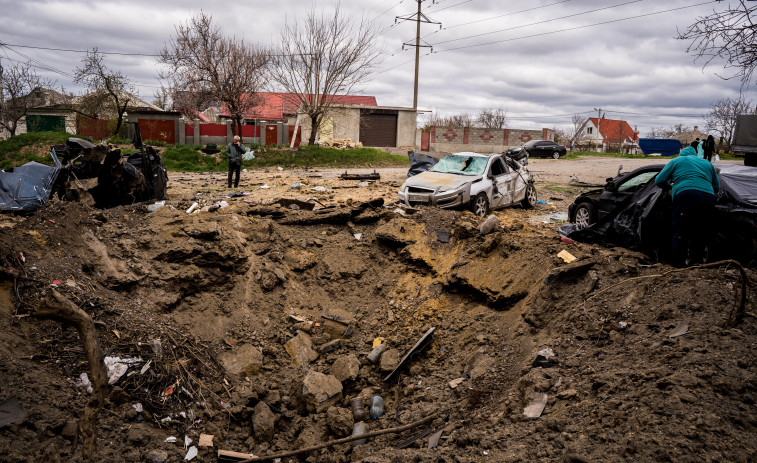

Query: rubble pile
<box><xmin>0</xmin><ymin>189</ymin><xmax>755</xmax><ymax>462</ymax></box>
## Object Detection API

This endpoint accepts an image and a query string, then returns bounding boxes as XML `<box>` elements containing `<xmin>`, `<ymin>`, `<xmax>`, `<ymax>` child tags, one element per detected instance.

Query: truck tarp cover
<box><xmin>0</xmin><ymin>162</ymin><xmax>60</xmax><ymax>212</ymax></box>
<box><xmin>733</xmin><ymin>115</ymin><xmax>757</xmax><ymax>147</ymax></box>
<box><xmin>559</xmin><ymin>165</ymin><xmax>757</xmax><ymax>254</ymax></box>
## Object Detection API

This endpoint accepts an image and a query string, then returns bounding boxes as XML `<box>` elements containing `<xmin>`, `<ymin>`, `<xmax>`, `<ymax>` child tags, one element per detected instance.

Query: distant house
<box><xmin>672</xmin><ymin>125</ymin><xmax>710</xmax><ymax>147</ymax></box>
<box><xmin>575</xmin><ymin>117</ymin><xmax>639</xmax><ymax>152</ymax></box>
<box><xmin>214</xmin><ymin>92</ymin><xmax>416</xmax><ymax>148</ymax></box>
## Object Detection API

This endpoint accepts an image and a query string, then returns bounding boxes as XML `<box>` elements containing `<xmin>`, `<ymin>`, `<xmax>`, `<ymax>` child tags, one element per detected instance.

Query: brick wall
<box><xmin>426</xmin><ymin>126</ymin><xmax>554</xmax><ymax>153</ymax></box>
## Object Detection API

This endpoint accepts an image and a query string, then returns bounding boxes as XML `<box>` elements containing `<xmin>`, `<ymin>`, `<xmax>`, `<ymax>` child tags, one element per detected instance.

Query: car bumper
<box><xmin>398</xmin><ymin>189</ymin><xmax>468</xmax><ymax>209</ymax></box>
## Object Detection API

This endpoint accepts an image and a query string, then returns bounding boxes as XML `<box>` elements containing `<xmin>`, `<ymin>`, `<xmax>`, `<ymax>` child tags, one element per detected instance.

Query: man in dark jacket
<box><xmin>655</xmin><ymin>145</ymin><xmax>720</xmax><ymax>267</ymax></box>
<box><xmin>226</xmin><ymin>136</ymin><xmax>244</xmax><ymax>188</ymax></box>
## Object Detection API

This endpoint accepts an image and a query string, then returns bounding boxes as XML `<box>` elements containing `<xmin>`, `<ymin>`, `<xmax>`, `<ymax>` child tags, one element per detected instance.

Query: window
<box><xmin>617</xmin><ymin>171</ymin><xmax>657</xmax><ymax>192</ymax></box>
<box><xmin>490</xmin><ymin>158</ymin><xmax>506</xmax><ymax>176</ymax></box>
<box><xmin>587</xmin><ymin>127</ymin><xmax>593</xmax><ymax>134</ymax></box>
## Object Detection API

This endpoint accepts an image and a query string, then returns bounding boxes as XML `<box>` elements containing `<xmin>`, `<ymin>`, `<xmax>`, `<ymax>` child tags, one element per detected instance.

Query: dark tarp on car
<box><xmin>407</xmin><ymin>151</ymin><xmax>438</xmax><ymax>177</ymax></box>
<box><xmin>559</xmin><ymin>165</ymin><xmax>757</xmax><ymax>260</ymax></box>
<box><xmin>0</xmin><ymin>162</ymin><xmax>61</xmax><ymax>212</ymax></box>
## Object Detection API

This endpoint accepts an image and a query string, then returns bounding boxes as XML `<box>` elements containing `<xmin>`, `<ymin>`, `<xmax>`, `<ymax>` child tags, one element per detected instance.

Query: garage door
<box><xmin>360</xmin><ymin>111</ymin><xmax>397</xmax><ymax>147</ymax></box>
<box><xmin>26</xmin><ymin>115</ymin><xmax>65</xmax><ymax>133</ymax></box>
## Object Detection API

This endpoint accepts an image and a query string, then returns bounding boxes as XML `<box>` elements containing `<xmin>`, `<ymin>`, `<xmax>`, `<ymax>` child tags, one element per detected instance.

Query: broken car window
<box><xmin>430</xmin><ymin>155</ymin><xmax>488</xmax><ymax>176</ymax></box>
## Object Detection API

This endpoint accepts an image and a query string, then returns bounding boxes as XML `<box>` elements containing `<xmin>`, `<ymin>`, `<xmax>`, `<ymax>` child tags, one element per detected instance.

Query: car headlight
<box><xmin>438</xmin><ymin>183</ymin><xmax>466</xmax><ymax>193</ymax></box>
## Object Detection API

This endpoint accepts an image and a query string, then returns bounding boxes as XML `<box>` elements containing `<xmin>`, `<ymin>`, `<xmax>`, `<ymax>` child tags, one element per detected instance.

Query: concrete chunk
<box><xmin>303</xmin><ymin>371</ymin><xmax>343</xmax><ymax>412</ymax></box>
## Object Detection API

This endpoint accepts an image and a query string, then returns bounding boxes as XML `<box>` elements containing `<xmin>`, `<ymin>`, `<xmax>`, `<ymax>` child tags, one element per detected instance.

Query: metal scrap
<box><xmin>384</xmin><ymin>326</ymin><xmax>436</xmax><ymax>382</ymax></box>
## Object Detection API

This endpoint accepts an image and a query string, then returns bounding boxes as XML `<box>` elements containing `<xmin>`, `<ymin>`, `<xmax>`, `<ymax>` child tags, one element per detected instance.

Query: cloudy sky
<box><xmin>1</xmin><ymin>0</ymin><xmax>754</xmax><ymax>135</ymax></box>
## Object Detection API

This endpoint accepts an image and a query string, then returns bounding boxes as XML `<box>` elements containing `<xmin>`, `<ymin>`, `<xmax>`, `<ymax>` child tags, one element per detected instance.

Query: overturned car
<box><xmin>398</xmin><ymin>152</ymin><xmax>537</xmax><ymax>217</ymax></box>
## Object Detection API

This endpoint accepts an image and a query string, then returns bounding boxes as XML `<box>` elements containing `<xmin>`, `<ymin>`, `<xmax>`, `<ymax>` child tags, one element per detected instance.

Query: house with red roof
<box><xmin>581</xmin><ymin>117</ymin><xmax>639</xmax><ymax>146</ymax></box>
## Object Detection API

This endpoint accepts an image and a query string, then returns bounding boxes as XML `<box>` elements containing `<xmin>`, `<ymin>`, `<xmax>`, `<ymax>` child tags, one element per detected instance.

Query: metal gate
<box><xmin>359</xmin><ymin>110</ymin><xmax>398</xmax><ymax>147</ymax></box>
<box><xmin>265</xmin><ymin>125</ymin><xmax>278</xmax><ymax>145</ymax></box>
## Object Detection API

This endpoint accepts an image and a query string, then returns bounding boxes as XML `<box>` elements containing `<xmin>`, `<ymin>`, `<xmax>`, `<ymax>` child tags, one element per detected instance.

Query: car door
<box><xmin>597</xmin><ymin>170</ymin><xmax>659</xmax><ymax>218</ymax></box>
<box><xmin>504</xmin><ymin>157</ymin><xmax>528</xmax><ymax>201</ymax></box>
<box><xmin>488</xmin><ymin>157</ymin><xmax>511</xmax><ymax>208</ymax></box>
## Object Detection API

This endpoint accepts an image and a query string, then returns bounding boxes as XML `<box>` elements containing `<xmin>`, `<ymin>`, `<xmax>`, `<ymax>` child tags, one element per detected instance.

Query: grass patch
<box><xmin>0</xmin><ymin>131</ymin><xmax>71</xmax><ymax>170</ymax></box>
<box><xmin>160</xmin><ymin>144</ymin><xmax>409</xmax><ymax>172</ymax></box>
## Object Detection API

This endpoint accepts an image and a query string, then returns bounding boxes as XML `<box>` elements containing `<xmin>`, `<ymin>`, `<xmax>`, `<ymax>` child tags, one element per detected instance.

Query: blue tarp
<box><xmin>638</xmin><ymin>138</ymin><xmax>682</xmax><ymax>156</ymax></box>
<box><xmin>0</xmin><ymin>162</ymin><xmax>61</xmax><ymax>212</ymax></box>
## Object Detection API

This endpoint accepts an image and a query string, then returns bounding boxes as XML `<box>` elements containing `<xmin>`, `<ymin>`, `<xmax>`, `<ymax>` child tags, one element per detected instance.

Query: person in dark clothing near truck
<box><xmin>701</xmin><ymin>134</ymin><xmax>716</xmax><ymax>162</ymax></box>
<box><xmin>226</xmin><ymin>135</ymin><xmax>245</xmax><ymax>188</ymax></box>
<box><xmin>655</xmin><ymin>145</ymin><xmax>720</xmax><ymax>267</ymax></box>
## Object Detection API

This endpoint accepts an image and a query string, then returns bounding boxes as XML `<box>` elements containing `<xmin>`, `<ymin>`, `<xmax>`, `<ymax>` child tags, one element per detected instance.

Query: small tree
<box><xmin>704</xmin><ymin>96</ymin><xmax>756</xmax><ymax>145</ymax></box>
<box><xmin>270</xmin><ymin>5</ymin><xmax>381</xmax><ymax>145</ymax></box>
<box><xmin>476</xmin><ymin>107</ymin><xmax>508</xmax><ymax>129</ymax></box>
<box><xmin>678</xmin><ymin>0</ymin><xmax>757</xmax><ymax>88</ymax></box>
<box><xmin>160</xmin><ymin>12</ymin><xmax>270</xmax><ymax>137</ymax></box>
<box><xmin>0</xmin><ymin>61</ymin><xmax>57</xmax><ymax>137</ymax></box>
<box><xmin>74</xmin><ymin>49</ymin><xmax>134</xmax><ymax>136</ymax></box>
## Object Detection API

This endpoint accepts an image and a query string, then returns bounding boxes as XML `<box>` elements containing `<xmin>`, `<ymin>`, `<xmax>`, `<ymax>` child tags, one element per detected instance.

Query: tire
<box><xmin>552</xmin><ymin>151</ymin><xmax>560</xmax><ymax>159</ymax></box>
<box><xmin>573</xmin><ymin>202</ymin><xmax>597</xmax><ymax>229</ymax></box>
<box><xmin>521</xmin><ymin>184</ymin><xmax>537</xmax><ymax>209</ymax></box>
<box><xmin>470</xmin><ymin>192</ymin><xmax>489</xmax><ymax>217</ymax></box>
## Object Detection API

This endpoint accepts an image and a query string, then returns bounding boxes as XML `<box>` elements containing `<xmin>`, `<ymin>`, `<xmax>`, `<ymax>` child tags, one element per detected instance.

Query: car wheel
<box><xmin>470</xmin><ymin>192</ymin><xmax>489</xmax><ymax>217</ymax></box>
<box><xmin>552</xmin><ymin>151</ymin><xmax>560</xmax><ymax>159</ymax></box>
<box><xmin>574</xmin><ymin>202</ymin><xmax>597</xmax><ymax>228</ymax></box>
<box><xmin>521</xmin><ymin>184</ymin><xmax>537</xmax><ymax>209</ymax></box>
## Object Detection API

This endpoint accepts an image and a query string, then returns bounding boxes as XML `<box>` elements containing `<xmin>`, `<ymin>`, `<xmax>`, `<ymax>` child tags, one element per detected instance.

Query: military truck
<box><xmin>732</xmin><ymin>114</ymin><xmax>757</xmax><ymax>167</ymax></box>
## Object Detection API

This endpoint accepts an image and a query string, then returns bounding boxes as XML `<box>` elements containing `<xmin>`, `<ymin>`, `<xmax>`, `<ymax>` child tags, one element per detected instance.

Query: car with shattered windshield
<box><xmin>398</xmin><ymin>152</ymin><xmax>537</xmax><ymax>217</ymax></box>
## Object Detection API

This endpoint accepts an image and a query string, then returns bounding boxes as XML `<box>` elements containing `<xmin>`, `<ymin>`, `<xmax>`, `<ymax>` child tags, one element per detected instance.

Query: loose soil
<box><xmin>0</xmin><ymin>156</ymin><xmax>754</xmax><ymax>462</ymax></box>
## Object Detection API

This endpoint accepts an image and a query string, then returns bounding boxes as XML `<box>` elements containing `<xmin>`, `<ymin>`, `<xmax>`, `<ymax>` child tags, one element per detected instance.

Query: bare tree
<box><xmin>704</xmin><ymin>96</ymin><xmax>756</xmax><ymax>144</ymax></box>
<box><xmin>270</xmin><ymin>5</ymin><xmax>381</xmax><ymax>145</ymax></box>
<box><xmin>0</xmin><ymin>60</ymin><xmax>58</xmax><ymax>137</ymax></box>
<box><xmin>476</xmin><ymin>107</ymin><xmax>508</xmax><ymax>129</ymax></box>
<box><xmin>646</xmin><ymin>123</ymin><xmax>693</xmax><ymax>138</ymax></box>
<box><xmin>678</xmin><ymin>1</ymin><xmax>757</xmax><ymax>88</ymax></box>
<box><xmin>152</xmin><ymin>85</ymin><xmax>171</xmax><ymax>111</ymax></box>
<box><xmin>425</xmin><ymin>112</ymin><xmax>473</xmax><ymax>127</ymax></box>
<box><xmin>74</xmin><ymin>49</ymin><xmax>135</xmax><ymax>136</ymax></box>
<box><xmin>159</xmin><ymin>12</ymin><xmax>270</xmax><ymax>136</ymax></box>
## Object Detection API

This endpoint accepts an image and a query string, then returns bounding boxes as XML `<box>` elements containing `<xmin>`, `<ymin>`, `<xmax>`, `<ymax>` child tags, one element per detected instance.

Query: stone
<box><xmin>144</xmin><ymin>449</ymin><xmax>168</xmax><ymax>463</ymax></box>
<box><xmin>221</xmin><ymin>344</ymin><xmax>264</xmax><ymax>377</ymax></box>
<box><xmin>60</xmin><ymin>419</ymin><xmax>78</xmax><ymax>439</ymax></box>
<box><xmin>533</xmin><ymin>348</ymin><xmax>558</xmax><ymax>368</ymax></box>
<box><xmin>284</xmin><ymin>331</ymin><xmax>319</xmax><ymax>367</ymax></box>
<box><xmin>319</xmin><ymin>339</ymin><xmax>342</xmax><ymax>354</ymax></box>
<box><xmin>302</xmin><ymin>371</ymin><xmax>343</xmax><ymax>412</ymax></box>
<box><xmin>379</xmin><ymin>349</ymin><xmax>401</xmax><ymax>373</ymax></box>
<box><xmin>326</xmin><ymin>406</ymin><xmax>354</xmax><ymax>436</ymax></box>
<box><xmin>127</xmin><ymin>424</ymin><xmax>146</xmax><ymax>445</ymax></box>
<box><xmin>557</xmin><ymin>388</ymin><xmax>578</xmax><ymax>400</ymax></box>
<box><xmin>331</xmin><ymin>355</ymin><xmax>360</xmax><ymax>382</ymax></box>
<box><xmin>252</xmin><ymin>401</ymin><xmax>277</xmax><ymax>441</ymax></box>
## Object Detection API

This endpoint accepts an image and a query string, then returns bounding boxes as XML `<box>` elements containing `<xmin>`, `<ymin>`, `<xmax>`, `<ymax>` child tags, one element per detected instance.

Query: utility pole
<box><xmin>593</xmin><ymin>107</ymin><xmax>602</xmax><ymax>145</ymax></box>
<box><xmin>396</xmin><ymin>1</ymin><xmax>441</xmax><ymax>110</ymax></box>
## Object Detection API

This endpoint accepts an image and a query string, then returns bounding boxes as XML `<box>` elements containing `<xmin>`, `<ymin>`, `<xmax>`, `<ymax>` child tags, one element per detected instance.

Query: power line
<box><xmin>442</xmin><ymin>0</ymin><xmax>571</xmax><ymax>31</ymax></box>
<box><xmin>425</xmin><ymin>0</ymin><xmax>473</xmax><ymax>14</ymax></box>
<box><xmin>0</xmin><ymin>42</ymin><xmax>161</xmax><ymax>57</ymax></box>
<box><xmin>433</xmin><ymin>2</ymin><xmax>711</xmax><ymax>53</ymax></box>
<box><xmin>371</xmin><ymin>0</ymin><xmax>406</xmax><ymax>23</ymax></box>
<box><xmin>431</xmin><ymin>0</ymin><xmax>642</xmax><ymax>46</ymax></box>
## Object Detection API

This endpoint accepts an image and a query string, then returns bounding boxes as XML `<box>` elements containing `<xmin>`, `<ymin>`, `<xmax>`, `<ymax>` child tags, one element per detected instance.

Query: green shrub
<box><xmin>0</xmin><ymin>131</ymin><xmax>71</xmax><ymax>170</ymax></box>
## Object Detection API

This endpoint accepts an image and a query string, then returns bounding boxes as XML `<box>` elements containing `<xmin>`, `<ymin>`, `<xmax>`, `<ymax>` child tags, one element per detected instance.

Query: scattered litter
<box><xmin>0</xmin><ymin>397</ymin><xmax>27</xmax><ymax>427</ymax></box>
<box><xmin>372</xmin><ymin>337</ymin><xmax>385</xmax><ymax>348</ymax></box>
<box><xmin>540</xmin><ymin>212</ymin><xmax>569</xmax><ymax>223</ymax></box>
<box><xmin>448</xmin><ymin>377</ymin><xmax>465</xmax><ymax>389</ymax></box>
<box><xmin>184</xmin><ymin>435</ymin><xmax>192</xmax><ymax>449</ymax></box>
<box><xmin>533</xmin><ymin>348</ymin><xmax>557</xmax><ymax>368</ymax></box>
<box><xmin>218</xmin><ymin>200</ymin><xmax>229</xmax><ymax>209</ymax></box>
<box><xmin>351</xmin><ymin>422</ymin><xmax>369</xmax><ymax>447</ymax></box>
<box><xmin>668</xmin><ymin>321</ymin><xmax>689</xmax><ymax>338</ymax></box>
<box><xmin>312</xmin><ymin>186</ymin><xmax>328</xmax><ymax>192</ymax></box>
<box><xmin>619</xmin><ymin>321</ymin><xmax>628</xmax><ymax>329</ymax></box>
<box><xmin>367</xmin><ymin>342</ymin><xmax>388</xmax><ymax>364</ymax></box>
<box><xmin>276</xmin><ymin>166</ymin><xmax>283</xmax><ymax>171</ymax></box>
<box><xmin>217</xmin><ymin>449</ymin><xmax>259</xmax><ymax>462</ymax></box>
<box><xmin>147</xmin><ymin>201</ymin><xmax>166</xmax><ymax>212</ymax></box>
<box><xmin>242</xmin><ymin>169</ymin><xmax>247</xmax><ymax>173</ymax></box>
<box><xmin>523</xmin><ymin>393</ymin><xmax>548</xmax><ymax>419</ymax></box>
<box><xmin>357</xmin><ymin>181</ymin><xmax>369</xmax><ymax>188</ymax></box>
<box><xmin>435</xmin><ymin>229</ymin><xmax>450</xmax><ymax>243</ymax></box>
<box><xmin>243</xmin><ymin>151</ymin><xmax>255</xmax><ymax>161</ymax></box>
<box><xmin>75</xmin><ymin>372</ymin><xmax>93</xmax><ymax>394</ymax></box>
<box><xmin>184</xmin><ymin>446</ymin><xmax>198</xmax><ymax>461</ymax></box>
<box><xmin>479</xmin><ymin>215</ymin><xmax>499</xmax><ymax>235</ymax></box>
<box><xmin>560</xmin><ymin>235</ymin><xmax>575</xmax><ymax>245</ymax></box>
<box><xmin>199</xmin><ymin>433</ymin><xmax>214</xmax><ymax>447</ymax></box>
<box><xmin>557</xmin><ymin>250</ymin><xmax>577</xmax><ymax>263</ymax></box>
<box><xmin>290</xmin><ymin>182</ymin><xmax>303</xmax><ymax>189</ymax></box>
<box><xmin>165</xmin><ymin>436</ymin><xmax>177</xmax><ymax>443</ymax></box>
<box><xmin>186</xmin><ymin>202</ymin><xmax>199</xmax><ymax>214</ymax></box>
<box><xmin>536</xmin><ymin>200</ymin><xmax>547</xmax><ymax>204</ymax></box>
<box><xmin>104</xmin><ymin>356</ymin><xmax>142</xmax><ymax>384</ymax></box>
<box><xmin>350</xmin><ymin>397</ymin><xmax>367</xmax><ymax>422</ymax></box>
<box><xmin>140</xmin><ymin>360</ymin><xmax>152</xmax><ymax>374</ymax></box>
<box><xmin>340</xmin><ymin>171</ymin><xmax>380</xmax><ymax>181</ymax></box>
<box><xmin>51</xmin><ymin>280</ymin><xmax>62</xmax><ymax>286</ymax></box>
<box><xmin>384</xmin><ymin>326</ymin><xmax>436</xmax><ymax>382</ymax></box>
<box><xmin>18</xmin><ymin>252</ymin><xmax>25</xmax><ymax>263</ymax></box>
<box><xmin>428</xmin><ymin>429</ymin><xmax>444</xmax><ymax>449</ymax></box>
<box><xmin>395</xmin><ymin>427</ymin><xmax>433</xmax><ymax>449</ymax></box>
<box><xmin>353</xmin><ymin>233</ymin><xmax>362</xmax><ymax>240</ymax></box>
<box><xmin>261</xmin><ymin>184</ymin><xmax>270</xmax><ymax>189</ymax></box>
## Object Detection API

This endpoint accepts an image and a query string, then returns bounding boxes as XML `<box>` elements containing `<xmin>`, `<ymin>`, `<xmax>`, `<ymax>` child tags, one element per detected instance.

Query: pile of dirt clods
<box><xmin>0</xmin><ymin>197</ymin><xmax>755</xmax><ymax>463</ymax></box>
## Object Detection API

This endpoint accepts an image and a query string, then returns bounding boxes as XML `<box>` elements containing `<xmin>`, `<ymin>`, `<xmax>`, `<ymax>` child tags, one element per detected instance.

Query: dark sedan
<box><xmin>506</xmin><ymin>140</ymin><xmax>567</xmax><ymax>160</ymax></box>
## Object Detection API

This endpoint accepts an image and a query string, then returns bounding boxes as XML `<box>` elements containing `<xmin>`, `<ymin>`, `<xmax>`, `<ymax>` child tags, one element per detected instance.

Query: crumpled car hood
<box><xmin>403</xmin><ymin>171</ymin><xmax>478</xmax><ymax>190</ymax></box>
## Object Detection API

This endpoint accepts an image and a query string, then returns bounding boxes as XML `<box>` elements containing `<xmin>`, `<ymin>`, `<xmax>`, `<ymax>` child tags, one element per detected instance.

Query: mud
<box><xmin>0</xmin><ymin>160</ymin><xmax>755</xmax><ymax>462</ymax></box>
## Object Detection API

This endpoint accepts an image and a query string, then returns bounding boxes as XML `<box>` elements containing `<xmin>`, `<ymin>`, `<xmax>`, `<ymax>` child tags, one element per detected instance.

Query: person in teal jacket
<box><xmin>655</xmin><ymin>145</ymin><xmax>720</xmax><ymax>267</ymax></box>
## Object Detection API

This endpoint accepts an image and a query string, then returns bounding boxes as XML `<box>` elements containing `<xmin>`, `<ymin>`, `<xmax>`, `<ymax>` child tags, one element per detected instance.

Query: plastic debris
<box><xmin>448</xmin><ymin>377</ymin><xmax>465</xmax><ymax>389</ymax></box>
<box><xmin>668</xmin><ymin>321</ymin><xmax>689</xmax><ymax>338</ymax></box>
<box><xmin>133</xmin><ymin>403</ymin><xmax>143</xmax><ymax>413</ymax></box>
<box><xmin>140</xmin><ymin>360</ymin><xmax>152</xmax><ymax>374</ymax></box>
<box><xmin>372</xmin><ymin>337</ymin><xmax>385</xmax><ymax>348</ymax></box>
<box><xmin>354</xmin><ymin>233</ymin><xmax>362</xmax><ymax>240</ymax></box>
<box><xmin>351</xmin><ymin>422</ymin><xmax>369</xmax><ymax>447</ymax></box>
<box><xmin>312</xmin><ymin>186</ymin><xmax>328</xmax><ymax>192</ymax></box>
<box><xmin>479</xmin><ymin>215</ymin><xmax>499</xmax><ymax>235</ymax></box>
<box><xmin>19</xmin><ymin>252</ymin><xmax>25</xmax><ymax>263</ymax></box>
<box><xmin>51</xmin><ymin>280</ymin><xmax>62</xmax><ymax>286</ymax></box>
<box><xmin>557</xmin><ymin>250</ymin><xmax>577</xmax><ymax>263</ymax></box>
<box><xmin>357</xmin><ymin>181</ymin><xmax>369</xmax><ymax>187</ymax></box>
<box><xmin>428</xmin><ymin>429</ymin><xmax>444</xmax><ymax>449</ymax></box>
<box><xmin>184</xmin><ymin>435</ymin><xmax>192</xmax><ymax>449</ymax></box>
<box><xmin>370</xmin><ymin>395</ymin><xmax>384</xmax><ymax>419</ymax></box>
<box><xmin>104</xmin><ymin>356</ymin><xmax>142</xmax><ymax>384</ymax></box>
<box><xmin>147</xmin><ymin>200</ymin><xmax>166</xmax><ymax>212</ymax></box>
<box><xmin>367</xmin><ymin>342</ymin><xmax>388</xmax><ymax>364</ymax></box>
<box><xmin>291</xmin><ymin>182</ymin><xmax>303</xmax><ymax>189</ymax></box>
<box><xmin>523</xmin><ymin>393</ymin><xmax>548</xmax><ymax>419</ymax></box>
<box><xmin>350</xmin><ymin>397</ymin><xmax>367</xmax><ymax>422</ymax></box>
<box><xmin>75</xmin><ymin>372</ymin><xmax>93</xmax><ymax>394</ymax></box>
<box><xmin>277</xmin><ymin>166</ymin><xmax>283</xmax><ymax>171</ymax></box>
<box><xmin>184</xmin><ymin>446</ymin><xmax>198</xmax><ymax>461</ymax></box>
<box><xmin>198</xmin><ymin>433</ymin><xmax>214</xmax><ymax>447</ymax></box>
<box><xmin>186</xmin><ymin>202</ymin><xmax>199</xmax><ymax>214</ymax></box>
<box><xmin>165</xmin><ymin>436</ymin><xmax>177</xmax><ymax>443</ymax></box>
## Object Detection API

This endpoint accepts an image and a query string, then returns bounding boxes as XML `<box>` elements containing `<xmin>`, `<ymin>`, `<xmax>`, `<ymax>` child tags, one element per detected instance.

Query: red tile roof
<box><xmin>590</xmin><ymin>117</ymin><xmax>638</xmax><ymax>143</ymax></box>
<box><xmin>219</xmin><ymin>92</ymin><xmax>378</xmax><ymax>121</ymax></box>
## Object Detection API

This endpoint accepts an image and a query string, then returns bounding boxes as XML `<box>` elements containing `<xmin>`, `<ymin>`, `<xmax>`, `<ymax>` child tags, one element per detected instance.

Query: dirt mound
<box><xmin>0</xmin><ymin>192</ymin><xmax>755</xmax><ymax>462</ymax></box>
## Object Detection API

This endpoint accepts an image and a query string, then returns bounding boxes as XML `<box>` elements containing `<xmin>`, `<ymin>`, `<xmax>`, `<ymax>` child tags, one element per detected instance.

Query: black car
<box><xmin>506</xmin><ymin>140</ymin><xmax>567</xmax><ymax>160</ymax></box>
<box><xmin>568</xmin><ymin>164</ymin><xmax>664</xmax><ymax>228</ymax></box>
<box><xmin>566</xmin><ymin>164</ymin><xmax>757</xmax><ymax>263</ymax></box>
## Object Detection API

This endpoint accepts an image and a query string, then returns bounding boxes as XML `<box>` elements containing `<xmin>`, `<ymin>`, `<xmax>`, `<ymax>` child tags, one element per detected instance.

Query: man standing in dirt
<box><xmin>655</xmin><ymin>144</ymin><xmax>720</xmax><ymax>267</ymax></box>
<box><xmin>226</xmin><ymin>135</ymin><xmax>244</xmax><ymax>188</ymax></box>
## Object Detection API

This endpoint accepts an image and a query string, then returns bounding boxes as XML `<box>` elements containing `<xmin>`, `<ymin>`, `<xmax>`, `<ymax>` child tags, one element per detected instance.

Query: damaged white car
<box><xmin>398</xmin><ymin>152</ymin><xmax>537</xmax><ymax>217</ymax></box>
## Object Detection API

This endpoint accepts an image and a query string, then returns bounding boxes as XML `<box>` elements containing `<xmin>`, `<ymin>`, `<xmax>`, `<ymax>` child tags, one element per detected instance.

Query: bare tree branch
<box><xmin>0</xmin><ymin>61</ymin><xmax>58</xmax><ymax>137</ymax></box>
<box><xmin>270</xmin><ymin>5</ymin><xmax>382</xmax><ymax>145</ymax></box>
<box><xmin>677</xmin><ymin>0</ymin><xmax>757</xmax><ymax>88</ymax></box>
<box><xmin>74</xmin><ymin>49</ymin><xmax>134</xmax><ymax>136</ymax></box>
<box><xmin>704</xmin><ymin>95</ymin><xmax>756</xmax><ymax>144</ymax></box>
<box><xmin>476</xmin><ymin>107</ymin><xmax>508</xmax><ymax>129</ymax></box>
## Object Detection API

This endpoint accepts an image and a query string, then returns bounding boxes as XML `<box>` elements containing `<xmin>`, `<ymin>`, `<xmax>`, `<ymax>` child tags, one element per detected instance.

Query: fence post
<box><xmin>226</xmin><ymin>120</ymin><xmax>233</xmax><ymax>145</ymax></box>
<box><xmin>193</xmin><ymin>121</ymin><xmax>200</xmax><ymax>146</ymax></box>
<box><xmin>179</xmin><ymin>120</ymin><xmax>186</xmax><ymax>145</ymax></box>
